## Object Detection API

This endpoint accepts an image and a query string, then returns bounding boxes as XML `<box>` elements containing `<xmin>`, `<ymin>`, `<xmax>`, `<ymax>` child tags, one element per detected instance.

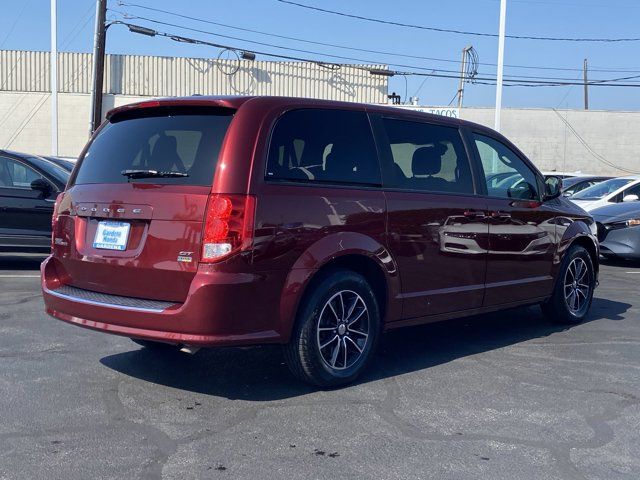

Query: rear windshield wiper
<box><xmin>121</xmin><ymin>169</ymin><xmax>188</xmax><ymax>179</ymax></box>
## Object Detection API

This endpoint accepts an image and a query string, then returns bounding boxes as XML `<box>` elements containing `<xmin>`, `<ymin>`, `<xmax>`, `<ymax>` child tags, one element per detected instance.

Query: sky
<box><xmin>1</xmin><ymin>0</ymin><xmax>640</xmax><ymax>110</ymax></box>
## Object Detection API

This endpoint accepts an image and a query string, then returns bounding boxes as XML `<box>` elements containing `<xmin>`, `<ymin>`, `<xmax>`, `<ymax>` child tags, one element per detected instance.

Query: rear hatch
<box><xmin>51</xmin><ymin>105</ymin><xmax>235</xmax><ymax>303</ymax></box>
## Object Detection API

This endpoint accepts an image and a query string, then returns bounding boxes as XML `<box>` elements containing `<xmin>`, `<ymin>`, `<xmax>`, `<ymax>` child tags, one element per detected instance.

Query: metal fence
<box><xmin>0</xmin><ymin>50</ymin><xmax>389</xmax><ymax>103</ymax></box>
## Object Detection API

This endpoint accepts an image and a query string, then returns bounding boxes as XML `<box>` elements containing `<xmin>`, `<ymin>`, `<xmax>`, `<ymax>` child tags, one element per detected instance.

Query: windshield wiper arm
<box><xmin>121</xmin><ymin>169</ymin><xmax>188</xmax><ymax>179</ymax></box>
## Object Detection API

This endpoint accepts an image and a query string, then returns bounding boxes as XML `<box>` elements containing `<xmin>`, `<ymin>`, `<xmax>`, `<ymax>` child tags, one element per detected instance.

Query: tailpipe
<box><xmin>179</xmin><ymin>346</ymin><xmax>201</xmax><ymax>355</ymax></box>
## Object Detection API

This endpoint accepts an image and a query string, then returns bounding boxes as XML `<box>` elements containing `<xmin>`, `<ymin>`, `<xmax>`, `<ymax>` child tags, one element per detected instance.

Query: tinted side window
<box><xmin>473</xmin><ymin>133</ymin><xmax>539</xmax><ymax>200</ymax></box>
<box><xmin>266</xmin><ymin>109</ymin><xmax>381</xmax><ymax>186</ymax></box>
<box><xmin>0</xmin><ymin>157</ymin><xmax>44</xmax><ymax>188</ymax></box>
<box><xmin>378</xmin><ymin>118</ymin><xmax>474</xmax><ymax>194</ymax></box>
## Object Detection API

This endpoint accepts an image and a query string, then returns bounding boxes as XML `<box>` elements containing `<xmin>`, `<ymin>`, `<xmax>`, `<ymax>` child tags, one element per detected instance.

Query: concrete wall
<box><xmin>461</xmin><ymin>108</ymin><xmax>640</xmax><ymax>176</ymax></box>
<box><xmin>1</xmin><ymin>90</ymin><xmax>639</xmax><ymax>177</ymax></box>
<box><xmin>0</xmin><ymin>91</ymin><xmax>147</xmax><ymax>157</ymax></box>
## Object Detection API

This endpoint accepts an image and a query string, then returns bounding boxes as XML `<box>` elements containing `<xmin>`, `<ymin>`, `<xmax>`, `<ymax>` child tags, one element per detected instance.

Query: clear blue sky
<box><xmin>2</xmin><ymin>0</ymin><xmax>639</xmax><ymax>110</ymax></box>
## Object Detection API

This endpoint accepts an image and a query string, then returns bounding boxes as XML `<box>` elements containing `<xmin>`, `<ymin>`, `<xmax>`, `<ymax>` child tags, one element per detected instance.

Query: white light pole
<box><xmin>50</xmin><ymin>0</ymin><xmax>58</xmax><ymax>155</ymax></box>
<box><xmin>494</xmin><ymin>0</ymin><xmax>507</xmax><ymax>132</ymax></box>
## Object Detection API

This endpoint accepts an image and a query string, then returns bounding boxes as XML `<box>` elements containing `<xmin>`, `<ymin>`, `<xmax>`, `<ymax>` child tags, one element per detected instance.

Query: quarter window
<box><xmin>473</xmin><ymin>133</ymin><xmax>539</xmax><ymax>200</ymax></box>
<box><xmin>378</xmin><ymin>118</ymin><xmax>475</xmax><ymax>194</ymax></box>
<box><xmin>266</xmin><ymin>109</ymin><xmax>381</xmax><ymax>186</ymax></box>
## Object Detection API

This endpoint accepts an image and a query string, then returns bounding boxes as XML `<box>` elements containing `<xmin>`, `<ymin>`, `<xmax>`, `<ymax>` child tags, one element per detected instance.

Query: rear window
<box><xmin>266</xmin><ymin>109</ymin><xmax>381</xmax><ymax>186</ymax></box>
<box><xmin>73</xmin><ymin>107</ymin><xmax>234</xmax><ymax>186</ymax></box>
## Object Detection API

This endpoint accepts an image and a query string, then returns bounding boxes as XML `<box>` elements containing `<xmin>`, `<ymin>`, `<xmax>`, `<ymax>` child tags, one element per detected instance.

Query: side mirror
<box><xmin>543</xmin><ymin>175</ymin><xmax>562</xmax><ymax>201</ymax></box>
<box><xmin>623</xmin><ymin>194</ymin><xmax>639</xmax><ymax>202</ymax></box>
<box><xmin>30</xmin><ymin>178</ymin><xmax>52</xmax><ymax>196</ymax></box>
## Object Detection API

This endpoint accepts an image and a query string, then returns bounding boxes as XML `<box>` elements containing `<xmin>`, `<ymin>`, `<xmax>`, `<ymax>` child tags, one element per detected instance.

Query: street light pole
<box><xmin>50</xmin><ymin>0</ymin><xmax>58</xmax><ymax>155</ymax></box>
<box><xmin>494</xmin><ymin>0</ymin><xmax>507</xmax><ymax>132</ymax></box>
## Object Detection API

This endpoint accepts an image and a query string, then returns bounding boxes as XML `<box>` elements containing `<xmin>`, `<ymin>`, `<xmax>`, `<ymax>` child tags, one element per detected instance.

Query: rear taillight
<box><xmin>201</xmin><ymin>194</ymin><xmax>256</xmax><ymax>263</ymax></box>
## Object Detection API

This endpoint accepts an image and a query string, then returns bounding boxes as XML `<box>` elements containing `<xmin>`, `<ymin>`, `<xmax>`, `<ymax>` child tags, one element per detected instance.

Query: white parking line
<box><xmin>0</xmin><ymin>275</ymin><xmax>40</xmax><ymax>278</ymax></box>
<box><xmin>626</xmin><ymin>271</ymin><xmax>640</xmax><ymax>274</ymax></box>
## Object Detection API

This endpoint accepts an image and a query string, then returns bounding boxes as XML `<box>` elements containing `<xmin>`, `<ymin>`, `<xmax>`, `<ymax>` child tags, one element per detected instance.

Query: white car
<box><xmin>570</xmin><ymin>176</ymin><xmax>640</xmax><ymax>212</ymax></box>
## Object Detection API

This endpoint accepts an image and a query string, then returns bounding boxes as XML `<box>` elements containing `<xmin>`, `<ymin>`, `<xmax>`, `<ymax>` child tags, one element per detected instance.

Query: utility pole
<box><xmin>89</xmin><ymin>0</ymin><xmax>108</xmax><ymax>136</ymax></box>
<box><xmin>494</xmin><ymin>0</ymin><xmax>507</xmax><ymax>132</ymax></box>
<box><xmin>50</xmin><ymin>0</ymin><xmax>58</xmax><ymax>155</ymax></box>
<box><xmin>457</xmin><ymin>46</ymin><xmax>472</xmax><ymax>109</ymax></box>
<box><xmin>583</xmin><ymin>58</ymin><xmax>589</xmax><ymax>110</ymax></box>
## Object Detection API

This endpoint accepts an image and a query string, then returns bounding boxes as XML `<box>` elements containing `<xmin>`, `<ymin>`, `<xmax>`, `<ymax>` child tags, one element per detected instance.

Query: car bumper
<box><xmin>599</xmin><ymin>225</ymin><xmax>640</xmax><ymax>260</ymax></box>
<box><xmin>41</xmin><ymin>255</ymin><xmax>283</xmax><ymax>347</ymax></box>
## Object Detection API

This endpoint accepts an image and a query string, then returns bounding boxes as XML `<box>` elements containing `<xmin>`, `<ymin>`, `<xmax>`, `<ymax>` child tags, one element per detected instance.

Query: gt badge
<box><xmin>177</xmin><ymin>251</ymin><xmax>193</xmax><ymax>263</ymax></box>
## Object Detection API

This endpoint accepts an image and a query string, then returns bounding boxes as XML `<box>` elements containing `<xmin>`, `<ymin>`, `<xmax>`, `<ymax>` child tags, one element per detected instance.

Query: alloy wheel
<box><xmin>564</xmin><ymin>257</ymin><xmax>591</xmax><ymax>315</ymax></box>
<box><xmin>316</xmin><ymin>290</ymin><xmax>370</xmax><ymax>371</ymax></box>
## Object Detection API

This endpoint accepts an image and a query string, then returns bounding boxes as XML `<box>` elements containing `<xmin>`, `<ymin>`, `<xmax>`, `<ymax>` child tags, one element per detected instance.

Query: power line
<box><xmin>60</xmin><ymin>2</ymin><xmax>96</xmax><ymax>50</ymax></box>
<box><xmin>110</xmin><ymin>10</ymin><xmax>461</xmax><ymax>74</ymax></box>
<box><xmin>115</xmin><ymin>2</ymin><xmax>468</xmax><ymax>65</ymax></box>
<box><xmin>110</xmin><ymin>10</ymin><xmax>640</xmax><ymax>84</ymax></box>
<box><xmin>116</xmin><ymin>2</ymin><xmax>640</xmax><ymax>73</ymax></box>
<box><xmin>113</xmin><ymin>21</ymin><xmax>640</xmax><ymax>88</ymax></box>
<box><xmin>0</xmin><ymin>0</ymin><xmax>33</xmax><ymax>49</ymax></box>
<box><xmin>277</xmin><ymin>0</ymin><xmax>640</xmax><ymax>43</ymax></box>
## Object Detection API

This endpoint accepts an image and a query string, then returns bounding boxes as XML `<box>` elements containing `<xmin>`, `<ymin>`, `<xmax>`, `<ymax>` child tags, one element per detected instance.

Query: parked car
<box><xmin>570</xmin><ymin>176</ymin><xmax>640</xmax><ymax>211</ymax></box>
<box><xmin>560</xmin><ymin>176</ymin><xmax>612</xmax><ymax>197</ymax></box>
<box><xmin>591</xmin><ymin>202</ymin><xmax>640</xmax><ymax>260</ymax></box>
<box><xmin>43</xmin><ymin>156</ymin><xmax>76</xmax><ymax>172</ymax></box>
<box><xmin>41</xmin><ymin>96</ymin><xmax>599</xmax><ymax>387</ymax></box>
<box><xmin>0</xmin><ymin>150</ymin><xmax>70</xmax><ymax>253</ymax></box>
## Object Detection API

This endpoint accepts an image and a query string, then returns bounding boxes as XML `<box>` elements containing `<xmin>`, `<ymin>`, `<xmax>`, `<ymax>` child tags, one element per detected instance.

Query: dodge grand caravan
<box><xmin>42</xmin><ymin>96</ymin><xmax>598</xmax><ymax>387</ymax></box>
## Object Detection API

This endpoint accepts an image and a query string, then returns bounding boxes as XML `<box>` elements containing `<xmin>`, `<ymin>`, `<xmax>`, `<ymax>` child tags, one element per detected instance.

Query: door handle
<box><xmin>463</xmin><ymin>210</ymin><xmax>486</xmax><ymax>219</ymax></box>
<box><xmin>490</xmin><ymin>211</ymin><xmax>512</xmax><ymax>219</ymax></box>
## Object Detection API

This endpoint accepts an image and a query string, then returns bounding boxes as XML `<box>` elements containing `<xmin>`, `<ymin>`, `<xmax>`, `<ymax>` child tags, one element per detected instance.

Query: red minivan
<box><xmin>42</xmin><ymin>96</ymin><xmax>599</xmax><ymax>386</ymax></box>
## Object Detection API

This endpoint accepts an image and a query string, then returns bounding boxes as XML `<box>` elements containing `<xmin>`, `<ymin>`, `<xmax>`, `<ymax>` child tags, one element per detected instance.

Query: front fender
<box><xmin>554</xmin><ymin>217</ymin><xmax>599</xmax><ymax>278</ymax></box>
<box><xmin>277</xmin><ymin>232</ymin><xmax>401</xmax><ymax>342</ymax></box>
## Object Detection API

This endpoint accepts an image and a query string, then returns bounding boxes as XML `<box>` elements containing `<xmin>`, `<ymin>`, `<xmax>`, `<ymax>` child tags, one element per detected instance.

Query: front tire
<box><xmin>284</xmin><ymin>270</ymin><xmax>381</xmax><ymax>387</ymax></box>
<box><xmin>541</xmin><ymin>245</ymin><xmax>595</xmax><ymax>324</ymax></box>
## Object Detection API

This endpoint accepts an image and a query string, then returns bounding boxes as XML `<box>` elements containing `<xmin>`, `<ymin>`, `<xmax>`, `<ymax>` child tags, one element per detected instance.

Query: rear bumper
<box><xmin>41</xmin><ymin>255</ymin><xmax>283</xmax><ymax>347</ymax></box>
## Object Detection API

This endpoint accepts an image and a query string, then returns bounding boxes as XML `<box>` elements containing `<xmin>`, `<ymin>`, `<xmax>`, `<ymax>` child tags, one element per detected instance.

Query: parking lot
<box><xmin>0</xmin><ymin>254</ymin><xmax>638</xmax><ymax>480</ymax></box>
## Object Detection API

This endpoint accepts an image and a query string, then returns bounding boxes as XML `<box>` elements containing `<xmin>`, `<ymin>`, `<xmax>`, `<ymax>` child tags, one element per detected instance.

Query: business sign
<box><xmin>394</xmin><ymin>105</ymin><xmax>461</xmax><ymax>119</ymax></box>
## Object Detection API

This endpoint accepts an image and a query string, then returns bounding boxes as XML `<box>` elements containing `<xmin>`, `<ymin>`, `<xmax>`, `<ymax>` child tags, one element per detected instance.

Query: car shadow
<box><xmin>100</xmin><ymin>295</ymin><xmax>631</xmax><ymax>401</ymax></box>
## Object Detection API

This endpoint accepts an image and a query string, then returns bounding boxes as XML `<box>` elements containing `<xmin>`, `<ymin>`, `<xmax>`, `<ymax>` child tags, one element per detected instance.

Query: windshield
<box><xmin>73</xmin><ymin>107</ymin><xmax>234</xmax><ymax>186</ymax></box>
<box><xmin>571</xmin><ymin>177</ymin><xmax>633</xmax><ymax>200</ymax></box>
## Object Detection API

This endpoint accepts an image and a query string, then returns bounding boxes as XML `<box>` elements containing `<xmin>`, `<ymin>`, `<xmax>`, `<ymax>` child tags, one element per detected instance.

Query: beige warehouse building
<box><xmin>1</xmin><ymin>49</ymin><xmax>638</xmax><ymax>176</ymax></box>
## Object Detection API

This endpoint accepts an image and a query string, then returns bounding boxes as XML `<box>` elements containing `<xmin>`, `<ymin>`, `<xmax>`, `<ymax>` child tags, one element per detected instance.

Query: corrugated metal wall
<box><xmin>0</xmin><ymin>50</ymin><xmax>388</xmax><ymax>103</ymax></box>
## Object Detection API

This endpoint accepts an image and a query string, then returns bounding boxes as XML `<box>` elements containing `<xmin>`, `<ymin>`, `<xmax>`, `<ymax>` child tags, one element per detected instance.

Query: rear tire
<box><xmin>541</xmin><ymin>245</ymin><xmax>595</xmax><ymax>325</ymax></box>
<box><xmin>284</xmin><ymin>270</ymin><xmax>381</xmax><ymax>387</ymax></box>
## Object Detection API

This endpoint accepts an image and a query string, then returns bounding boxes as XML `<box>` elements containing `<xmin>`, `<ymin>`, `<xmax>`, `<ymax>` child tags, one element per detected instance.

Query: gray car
<box><xmin>592</xmin><ymin>202</ymin><xmax>640</xmax><ymax>260</ymax></box>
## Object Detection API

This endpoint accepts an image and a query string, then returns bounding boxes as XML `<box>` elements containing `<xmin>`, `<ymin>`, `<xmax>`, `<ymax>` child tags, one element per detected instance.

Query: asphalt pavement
<box><xmin>1</xmin><ymin>254</ymin><xmax>639</xmax><ymax>480</ymax></box>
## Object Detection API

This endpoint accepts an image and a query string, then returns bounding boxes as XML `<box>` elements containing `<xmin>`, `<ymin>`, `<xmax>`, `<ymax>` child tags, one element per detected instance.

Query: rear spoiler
<box><xmin>105</xmin><ymin>97</ymin><xmax>246</xmax><ymax>121</ymax></box>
